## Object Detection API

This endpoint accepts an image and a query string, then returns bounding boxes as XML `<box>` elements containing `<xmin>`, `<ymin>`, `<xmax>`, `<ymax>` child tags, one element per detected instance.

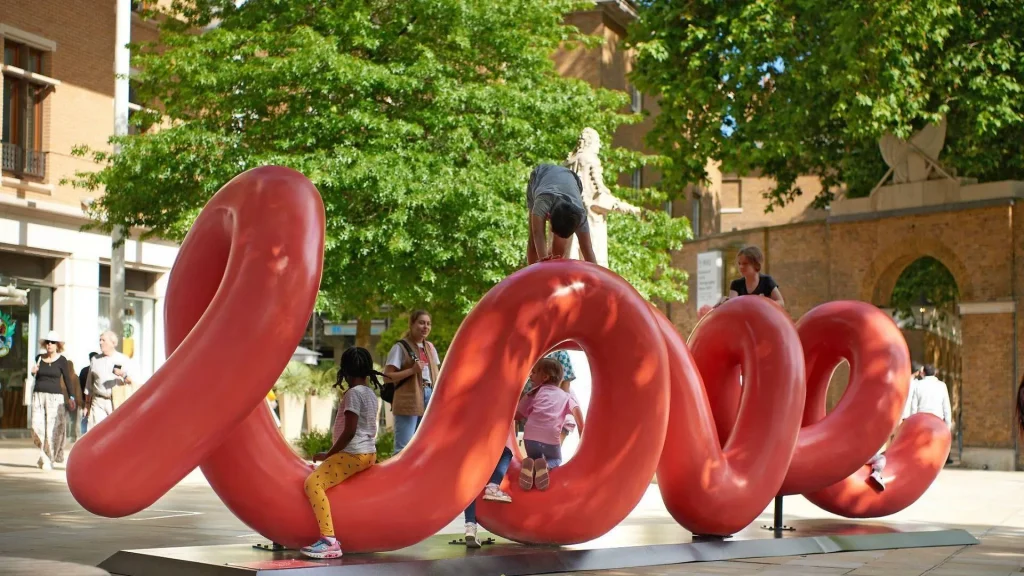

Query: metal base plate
<box><xmin>99</xmin><ymin>519</ymin><xmax>978</xmax><ymax>576</ymax></box>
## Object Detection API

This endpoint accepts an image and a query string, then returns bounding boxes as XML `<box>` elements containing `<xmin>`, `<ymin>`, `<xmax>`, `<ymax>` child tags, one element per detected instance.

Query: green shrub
<box><xmin>296</xmin><ymin>427</ymin><xmax>394</xmax><ymax>462</ymax></box>
<box><xmin>294</xmin><ymin>428</ymin><xmax>333</xmax><ymax>459</ymax></box>
<box><xmin>376</xmin><ymin>429</ymin><xmax>395</xmax><ymax>463</ymax></box>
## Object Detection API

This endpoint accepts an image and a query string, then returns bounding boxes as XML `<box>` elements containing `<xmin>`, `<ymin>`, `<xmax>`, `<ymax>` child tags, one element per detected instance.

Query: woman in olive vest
<box><xmin>383</xmin><ymin>310</ymin><xmax>441</xmax><ymax>454</ymax></box>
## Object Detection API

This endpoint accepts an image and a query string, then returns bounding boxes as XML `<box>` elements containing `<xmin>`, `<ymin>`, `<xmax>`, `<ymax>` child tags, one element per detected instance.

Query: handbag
<box><xmin>380</xmin><ymin>340</ymin><xmax>419</xmax><ymax>404</ymax></box>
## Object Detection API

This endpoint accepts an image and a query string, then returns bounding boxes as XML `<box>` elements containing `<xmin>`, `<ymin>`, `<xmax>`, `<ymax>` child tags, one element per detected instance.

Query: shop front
<box><xmin>0</xmin><ymin>253</ymin><xmax>57</xmax><ymax>434</ymax></box>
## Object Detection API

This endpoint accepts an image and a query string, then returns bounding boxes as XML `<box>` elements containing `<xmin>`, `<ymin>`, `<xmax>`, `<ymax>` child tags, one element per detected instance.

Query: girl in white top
<box><xmin>300</xmin><ymin>347</ymin><xmax>382</xmax><ymax>559</ymax></box>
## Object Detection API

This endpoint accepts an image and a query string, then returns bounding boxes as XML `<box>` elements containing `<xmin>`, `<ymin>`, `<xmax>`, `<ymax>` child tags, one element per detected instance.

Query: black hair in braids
<box><xmin>335</xmin><ymin>346</ymin><xmax>385</xmax><ymax>391</ymax></box>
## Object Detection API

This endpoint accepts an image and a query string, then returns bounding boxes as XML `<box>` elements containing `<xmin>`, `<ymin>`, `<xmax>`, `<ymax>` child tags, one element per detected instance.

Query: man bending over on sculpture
<box><xmin>526</xmin><ymin>164</ymin><xmax>599</xmax><ymax>264</ymax></box>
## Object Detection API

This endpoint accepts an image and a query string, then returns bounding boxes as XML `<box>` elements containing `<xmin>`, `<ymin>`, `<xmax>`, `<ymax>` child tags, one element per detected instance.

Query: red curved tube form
<box><xmin>66</xmin><ymin>166</ymin><xmax>325</xmax><ymax>518</ymax></box>
<box><xmin>781</xmin><ymin>301</ymin><xmax>912</xmax><ymax>495</ymax></box>
<box><xmin>470</xmin><ymin>263</ymin><xmax>671</xmax><ymax>545</ymax></box>
<box><xmin>804</xmin><ymin>413</ymin><xmax>951</xmax><ymax>517</ymax></box>
<box><xmin>212</xmin><ymin>259</ymin><xmax>671</xmax><ymax>550</ymax></box>
<box><xmin>654</xmin><ymin>297</ymin><xmax>806</xmax><ymax>536</ymax></box>
<box><xmin>66</xmin><ymin>166</ymin><xmax>949</xmax><ymax>551</ymax></box>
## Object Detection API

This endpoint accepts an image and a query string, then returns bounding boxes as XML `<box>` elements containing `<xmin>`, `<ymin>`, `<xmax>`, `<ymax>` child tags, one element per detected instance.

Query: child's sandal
<box><xmin>519</xmin><ymin>458</ymin><xmax>535</xmax><ymax>491</ymax></box>
<box><xmin>534</xmin><ymin>458</ymin><xmax>550</xmax><ymax>491</ymax></box>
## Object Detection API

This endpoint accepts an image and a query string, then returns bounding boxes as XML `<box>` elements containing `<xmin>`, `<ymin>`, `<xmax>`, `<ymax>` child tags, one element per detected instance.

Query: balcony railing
<box><xmin>1</xmin><ymin>142</ymin><xmax>46</xmax><ymax>178</ymax></box>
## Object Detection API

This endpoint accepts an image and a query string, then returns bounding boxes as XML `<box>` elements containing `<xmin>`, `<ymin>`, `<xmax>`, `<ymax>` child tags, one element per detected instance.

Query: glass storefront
<box><xmin>0</xmin><ymin>284</ymin><xmax>51</xmax><ymax>429</ymax></box>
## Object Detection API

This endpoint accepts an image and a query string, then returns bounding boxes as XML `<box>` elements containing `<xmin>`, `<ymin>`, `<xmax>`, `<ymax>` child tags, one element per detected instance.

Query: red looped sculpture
<box><xmin>66</xmin><ymin>167</ymin><xmax>951</xmax><ymax>551</ymax></box>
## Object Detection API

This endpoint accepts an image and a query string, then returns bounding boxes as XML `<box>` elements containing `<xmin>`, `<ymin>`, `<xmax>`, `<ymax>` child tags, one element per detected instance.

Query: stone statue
<box><xmin>878</xmin><ymin>117</ymin><xmax>954</xmax><ymax>185</ymax></box>
<box><xmin>563</xmin><ymin>128</ymin><xmax>641</xmax><ymax>268</ymax></box>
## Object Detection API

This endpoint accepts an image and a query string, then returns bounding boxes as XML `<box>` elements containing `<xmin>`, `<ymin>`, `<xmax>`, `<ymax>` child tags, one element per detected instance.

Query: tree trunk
<box><xmin>356</xmin><ymin>317</ymin><xmax>372</xmax><ymax>349</ymax></box>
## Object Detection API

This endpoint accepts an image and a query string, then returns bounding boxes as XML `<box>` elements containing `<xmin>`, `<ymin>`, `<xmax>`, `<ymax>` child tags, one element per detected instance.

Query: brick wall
<box><xmin>1015</xmin><ymin>202</ymin><xmax>1024</xmax><ymax>468</ymax></box>
<box><xmin>961</xmin><ymin>313</ymin><xmax>1015</xmax><ymax>448</ymax></box>
<box><xmin>684</xmin><ymin>171</ymin><xmax>830</xmax><ymax>239</ymax></box>
<box><xmin>554</xmin><ymin>9</ymin><xmax>662</xmax><ymax>192</ymax></box>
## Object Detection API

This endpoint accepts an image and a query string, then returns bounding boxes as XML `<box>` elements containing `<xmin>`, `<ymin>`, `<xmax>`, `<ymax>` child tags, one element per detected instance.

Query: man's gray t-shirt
<box><xmin>340</xmin><ymin>386</ymin><xmax>379</xmax><ymax>455</ymax></box>
<box><xmin>526</xmin><ymin>164</ymin><xmax>590</xmax><ymax>234</ymax></box>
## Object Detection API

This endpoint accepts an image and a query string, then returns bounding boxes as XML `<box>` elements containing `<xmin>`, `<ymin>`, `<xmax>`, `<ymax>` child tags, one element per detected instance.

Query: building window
<box><xmin>631</xmin><ymin>168</ymin><xmax>642</xmax><ymax>189</ymax></box>
<box><xmin>2</xmin><ymin>41</ymin><xmax>50</xmax><ymax>178</ymax></box>
<box><xmin>721</xmin><ymin>178</ymin><xmax>742</xmax><ymax>209</ymax></box>
<box><xmin>630</xmin><ymin>85</ymin><xmax>643</xmax><ymax>113</ymax></box>
<box><xmin>692</xmin><ymin>194</ymin><xmax>701</xmax><ymax>237</ymax></box>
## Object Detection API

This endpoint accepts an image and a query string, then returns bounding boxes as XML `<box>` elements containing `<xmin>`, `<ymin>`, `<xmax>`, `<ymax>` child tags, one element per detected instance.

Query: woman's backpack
<box><xmin>381</xmin><ymin>340</ymin><xmax>419</xmax><ymax>404</ymax></box>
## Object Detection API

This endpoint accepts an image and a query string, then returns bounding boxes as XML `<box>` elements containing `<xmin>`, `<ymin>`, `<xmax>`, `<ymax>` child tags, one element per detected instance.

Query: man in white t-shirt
<box><xmin>86</xmin><ymin>331</ymin><xmax>139</xmax><ymax>429</ymax></box>
<box><xmin>903</xmin><ymin>364</ymin><xmax>953</xmax><ymax>429</ymax></box>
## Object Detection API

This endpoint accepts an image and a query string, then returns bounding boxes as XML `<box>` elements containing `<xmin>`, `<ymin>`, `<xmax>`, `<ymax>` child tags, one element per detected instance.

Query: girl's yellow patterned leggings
<box><xmin>304</xmin><ymin>452</ymin><xmax>376</xmax><ymax>536</ymax></box>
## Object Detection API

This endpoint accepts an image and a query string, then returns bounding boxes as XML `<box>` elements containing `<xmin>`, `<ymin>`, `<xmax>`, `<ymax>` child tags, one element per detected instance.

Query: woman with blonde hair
<box><xmin>382</xmin><ymin>310</ymin><xmax>441</xmax><ymax>454</ymax></box>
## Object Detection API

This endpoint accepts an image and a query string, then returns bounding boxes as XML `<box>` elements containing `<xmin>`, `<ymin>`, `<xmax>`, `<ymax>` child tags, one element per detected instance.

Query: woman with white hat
<box><xmin>29</xmin><ymin>330</ymin><xmax>79</xmax><ymax>470</ymax></box>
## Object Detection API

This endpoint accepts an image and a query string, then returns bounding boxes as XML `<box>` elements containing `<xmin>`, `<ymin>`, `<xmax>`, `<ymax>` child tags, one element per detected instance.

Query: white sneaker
<box><xmin>482</xmin><ymin>484</ymin><xmax>512</xmax><ymax>503</ymax></box>
<box><xmin>869</xmin><ymin>471</ymin><xmax>886</xmax><ymax>490</ymax></box>
<box><xmin>464</xmin><ymin>522</ymin><xmax>480</xmax><ymax>548</ymax></box>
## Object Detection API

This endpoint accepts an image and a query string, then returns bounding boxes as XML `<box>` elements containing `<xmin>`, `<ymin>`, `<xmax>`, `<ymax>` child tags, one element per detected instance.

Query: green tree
<box><xmin>890</xmin><ymin>257</ymin><xmax>959</xmax><ymax>324</ymax></box>
<box><xmin>628</xmin><ymin>0</ymin><xmax>1024</xmax><ymax>211</ymax></box>
<box><xmin>70</xmin><ymin>0</ymin><xmax>688</xmax><ymax>345</ymax></box>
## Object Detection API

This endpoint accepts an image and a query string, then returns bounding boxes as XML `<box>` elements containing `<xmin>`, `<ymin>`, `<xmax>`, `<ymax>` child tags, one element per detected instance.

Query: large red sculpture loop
<box><xmin>66</xmin><ymin>168</ymin><xmax>951</xmax><ymax>552</ymax></box>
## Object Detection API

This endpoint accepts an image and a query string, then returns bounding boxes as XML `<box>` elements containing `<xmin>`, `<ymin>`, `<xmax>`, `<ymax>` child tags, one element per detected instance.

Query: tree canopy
<box><xmin>628</xmin><ymin>0</ymin><xmax>1024</xmax><ymax>210</ymax></box>
<box><xmin>70</xmin><ymin>0</ymin><xmax>691</xmax><ymax>344</ymax></box>
<box><xmin>890</xmin><ymin>256</ymin><xmax>960</xmax><ymax>325</ymax></box>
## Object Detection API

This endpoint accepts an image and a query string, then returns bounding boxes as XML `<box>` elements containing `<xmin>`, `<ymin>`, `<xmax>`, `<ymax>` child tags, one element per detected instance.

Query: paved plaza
<box><xmin>1</xmin><ymin>438</ymin><xmax>1023</xmax><ymax>575</ymax></box>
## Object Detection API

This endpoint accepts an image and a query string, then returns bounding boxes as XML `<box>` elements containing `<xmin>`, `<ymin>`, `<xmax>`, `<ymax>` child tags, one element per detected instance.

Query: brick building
<box><xmin>0</xmin><ymin>1</ymin><xmax>177</xmax><ymax>432</ymax></box>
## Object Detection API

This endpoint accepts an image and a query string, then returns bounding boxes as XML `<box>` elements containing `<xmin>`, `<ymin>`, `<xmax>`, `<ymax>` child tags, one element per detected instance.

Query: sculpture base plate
<box><xmin>99</xmin><ymin>519</ymin><xmax>977</xmax><ymax>576</ymax></box>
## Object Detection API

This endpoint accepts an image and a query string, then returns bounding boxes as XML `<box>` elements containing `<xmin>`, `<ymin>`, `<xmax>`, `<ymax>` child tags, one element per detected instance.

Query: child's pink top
<box><xmin>517</xmin><ymin>384</ymin><xmax>579</xmax><ymax>445</ymax></box>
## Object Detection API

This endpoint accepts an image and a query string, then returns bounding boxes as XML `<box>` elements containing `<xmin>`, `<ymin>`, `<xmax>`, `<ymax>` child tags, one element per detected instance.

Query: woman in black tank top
<box><xmin>724</xmin><ymin>246</ymin><xmax>785</xmax><ymax>307</ymax></box>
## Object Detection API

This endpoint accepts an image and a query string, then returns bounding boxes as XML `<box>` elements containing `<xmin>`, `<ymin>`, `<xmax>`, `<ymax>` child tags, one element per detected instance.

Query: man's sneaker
<box><xmin>300</xmin><ymin>537</ymin><xmax>343</xmax><ymax>559</ymax></box>
<box><xmin>868</xmin><ymin>471</ymin><xmax>886</xmax><ymax>491</ymax></box>
<box><xmin>465</xmin><ymin>522</ymin><xmax>481</xmax><ymax>548</ymax></box>
<box><xmin>482</xmin><ymin>484</ymin><xmax>512</xmax><ymax>503</ymax></box>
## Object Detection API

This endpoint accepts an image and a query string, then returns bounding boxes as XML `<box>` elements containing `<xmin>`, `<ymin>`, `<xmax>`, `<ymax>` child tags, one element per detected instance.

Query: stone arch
<box><xmin>859</xmin><ymin>236</ymin><xmax>973</xmax><ymax>306</ymax></box>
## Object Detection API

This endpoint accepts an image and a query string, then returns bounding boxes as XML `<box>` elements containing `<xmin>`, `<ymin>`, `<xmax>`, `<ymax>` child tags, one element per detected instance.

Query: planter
<box><xmin>380</xmin><ymin>400</ymin><xmax>395</xmax><ymax>432</ymax></box>
<box><xmin>277</xmin><ymin>392</ymin><xmax>306</xmax><ymax>441</ymax></box>
<box><xmin>306</xmin><ymin>394</ymin><xmax>337</xmax><ymax>433</ymax></box>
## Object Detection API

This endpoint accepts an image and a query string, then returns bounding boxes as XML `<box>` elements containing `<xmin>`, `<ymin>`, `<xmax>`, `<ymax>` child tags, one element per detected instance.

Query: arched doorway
<box><xmin>888</xmin><ymin>256</ymin><xmax>962</xmax><ymax>463</ymax></box>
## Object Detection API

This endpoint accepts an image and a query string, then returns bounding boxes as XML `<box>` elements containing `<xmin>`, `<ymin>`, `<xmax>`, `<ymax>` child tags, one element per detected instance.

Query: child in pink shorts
<box><xmin>516</xmin><ymin>358</ymin><xmax>585</xmax><ymax>491</ymax></box>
